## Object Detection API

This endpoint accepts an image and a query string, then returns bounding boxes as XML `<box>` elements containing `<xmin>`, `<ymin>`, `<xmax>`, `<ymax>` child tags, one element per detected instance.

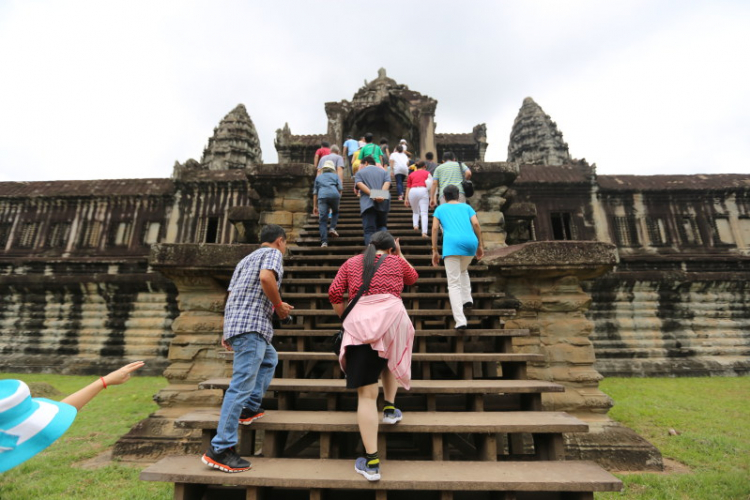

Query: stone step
<box><xmin>140</xmin><ymin>456</ymin><xmax>622</xmax><ymax>500</ymax></box>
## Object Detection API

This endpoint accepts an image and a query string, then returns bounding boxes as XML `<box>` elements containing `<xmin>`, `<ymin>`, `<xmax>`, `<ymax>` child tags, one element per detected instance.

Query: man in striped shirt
<box><xmin>429</xmin><ymin>151</ymin><xmax>472</xmax><ymax>207</ymax></box>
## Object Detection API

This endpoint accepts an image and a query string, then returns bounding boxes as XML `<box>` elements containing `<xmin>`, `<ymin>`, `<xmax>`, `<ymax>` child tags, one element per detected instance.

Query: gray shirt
<box><xmin>317</xmin><ymin>153</ymin><xmax>345</xmax><ymax>170</ymax></box>
<box><xmin>355</xmin><ymin>165</ymin><xmax>391</xmax><ymax>214</ymax></box>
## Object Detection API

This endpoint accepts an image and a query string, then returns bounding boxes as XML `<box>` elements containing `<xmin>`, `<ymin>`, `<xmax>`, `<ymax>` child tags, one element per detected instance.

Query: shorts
<box><xmin>344</xmin><ymin>344</ymin><xmax>388</xmax><ymax>389</ymax></box>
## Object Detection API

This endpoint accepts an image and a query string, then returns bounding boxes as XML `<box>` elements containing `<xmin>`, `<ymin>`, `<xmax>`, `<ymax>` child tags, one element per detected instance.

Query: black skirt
<box><xmin>344</xmin><ymin>344</ymin><xmax>388</xmax><ymax>389</ymax></box>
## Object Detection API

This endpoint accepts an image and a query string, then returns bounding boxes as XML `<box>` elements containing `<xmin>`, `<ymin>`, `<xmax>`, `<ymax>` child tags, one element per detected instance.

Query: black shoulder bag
<box><xmin>330</xmin><ymin>254</ymin><xmax>387</xmax><ymax>355</ymax></box>
<box><xmin>458</xmin><ymin>161</ymin><xmax>474</xmax><ymax>198</ymax></box>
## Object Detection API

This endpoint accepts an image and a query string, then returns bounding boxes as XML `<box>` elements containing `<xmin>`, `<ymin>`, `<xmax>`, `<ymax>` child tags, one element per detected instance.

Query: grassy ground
<box><xmin>1</xmin><ymin>374</ymin><xmax>748</xmax><ymax>499</ymax></box>
<box><xmin>597</xmin><ymin>376</ymin><xmax>750</xmax><ymax>500</ymax></box>
<box><xmin>0</xmin><ymin>372</ymin><xmax>172</xmax><ymax>500</ymax></box>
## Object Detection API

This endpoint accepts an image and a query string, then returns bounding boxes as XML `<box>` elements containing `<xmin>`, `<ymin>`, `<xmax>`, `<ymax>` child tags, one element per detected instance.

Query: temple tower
<box><xmin>201</xmin><ymin>104</ymin><xmax>262</xmax><ymax>170</ymax></box>
<box><xmin>507</xmin><ymin>97</ymin><xmax>571</xmax><ymax>165</ymax></box>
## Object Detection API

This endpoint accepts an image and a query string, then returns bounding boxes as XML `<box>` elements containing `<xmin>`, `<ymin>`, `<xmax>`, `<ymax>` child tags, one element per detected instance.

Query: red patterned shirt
<box><xmin>328</xmin><ymin>254</ymin><xmax>418</xmax><ymax>304</ymax></box>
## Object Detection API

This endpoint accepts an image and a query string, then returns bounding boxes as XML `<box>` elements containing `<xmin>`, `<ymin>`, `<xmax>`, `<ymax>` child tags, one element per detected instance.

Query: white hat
<box><xmin>321</xmin><ymin>160</ymin><xmax>336</xmax><ymax>172</ymax></box>
<box><xmin>0</xmin><ymin>380</ymin><xmax>77</xmax><ymax>473</ymax></box>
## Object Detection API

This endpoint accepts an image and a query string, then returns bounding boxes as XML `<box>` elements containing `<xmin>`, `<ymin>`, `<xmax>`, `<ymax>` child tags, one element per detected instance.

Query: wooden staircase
<box><xmin>140</xmin><ymin>177</ymin><xmax>622</xmax><ymax>499</ymax></box>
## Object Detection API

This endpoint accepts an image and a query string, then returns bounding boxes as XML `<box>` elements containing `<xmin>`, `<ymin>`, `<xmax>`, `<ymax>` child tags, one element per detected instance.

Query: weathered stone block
<box><xmin>260</xmin><ymin>211</ymin><xmax>293</xmax><ymax>226</ymax></box>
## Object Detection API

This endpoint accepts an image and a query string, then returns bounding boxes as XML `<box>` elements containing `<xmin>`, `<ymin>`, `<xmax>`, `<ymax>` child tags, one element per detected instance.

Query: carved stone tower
<box><xmin>507</xmin><ymin>97</ymin><xmax>571</xmax><ymax>165</ymax></box>
<box><xmin>201</xmin><ymin>104</ymin><xmax>263</xmax><ymax>170</ymax></box>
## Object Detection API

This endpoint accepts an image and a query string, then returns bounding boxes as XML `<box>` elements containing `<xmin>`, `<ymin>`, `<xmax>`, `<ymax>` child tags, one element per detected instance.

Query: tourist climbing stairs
<box><xmin>140</xmin><ymin>177</ymin><xmax>622</xmax><ymax>499</ymax></box>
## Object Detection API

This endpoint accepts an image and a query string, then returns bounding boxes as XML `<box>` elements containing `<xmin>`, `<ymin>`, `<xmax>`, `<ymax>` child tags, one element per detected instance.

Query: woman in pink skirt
<box><xmin>328</xmin><ymin>231</ymin><xmax>418</xmax><ymax>482</ymax></box>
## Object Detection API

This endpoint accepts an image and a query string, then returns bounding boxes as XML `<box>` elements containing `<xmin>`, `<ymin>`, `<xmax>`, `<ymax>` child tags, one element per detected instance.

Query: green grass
<box><xmin>0</xmin><ymin>373</ymin><xmax>172</xmax><ymax>500</ymax></box>
<box><xmin>1</xmin><ymin>374</ymin><xmax>748</xmax><ymax>499</ymax></box>
<box><xmin>597</xmin><ymin>376</ymin><xmax>750</xmax><ymax>500</ymax></box>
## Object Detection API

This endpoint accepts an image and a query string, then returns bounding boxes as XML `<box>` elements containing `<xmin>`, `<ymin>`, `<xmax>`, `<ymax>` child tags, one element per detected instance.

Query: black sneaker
<box><xmin>201</xmin><ymin>446</ymin><xmax>251</xmax><ymax>473</ymax></box>
<box><xmin>239</xmin><ymin>407</ymin><xmax>265</xmax><ymax>425</ymax></box>
<box><xmin>463</xmin><ymin>302</ymin><xmax>473</xmax><ymax>310</ymax></box>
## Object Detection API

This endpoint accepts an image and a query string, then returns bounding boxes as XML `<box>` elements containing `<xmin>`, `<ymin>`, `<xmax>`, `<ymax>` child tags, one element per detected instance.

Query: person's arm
<box><xmin>328</xmin><ymin>261</ymin><xmax>349</xmax><ymax>317</ymax></box>
<box><xmin>61</xmin><ymin>361</ymin><xmax>145</xmax><ymax>410</ymax></box>
<box><xmin>404</xmin><ymin>185</ymin><xmax>411</xmax><ymax>206</ymax></box>
<box><xmin>260</xmin><ymin>268</ymin><xmax>293</xmax><ymax>319</ymax></box>
<box><xmin>464</xmin><ymin>167</ymin><xmax>472</xmax><ymax>180</ymax></box>
<box><xmin>394</xmin><ymin>237</ymin><xmax>415</xmax><ymax>271</ymax></box>
<box><xmin>431</xmin><ymin>216</ymin><xmax>441</xmax><ymax>267</ymax></box>
<box><xmin>470</xmin><ymin>214</ymin><xmax>484</xmax><ymax>260</ymax></box>
<box><xmin>356</xmin><ymin>181</ymin><xmax>371</xmax><ymax>196</ymax></box>
<box><xmin>312</xmin><ymin>194</ymin><xmax>319</xmax><ymax>215</ymax></box>
<box><xmin>313</xmin><ymin>154</ymin><xmax>320</xmax><ymax>167</ymax></box>
<box><xmin>338</xmin><ymin>166</ymin><xmax>344</xmax><ymax>184</ymax></box>
<box><xmin>429</xmin><ymin>178</ymin><xmax>438</xmax><ymax>208</ymax></box>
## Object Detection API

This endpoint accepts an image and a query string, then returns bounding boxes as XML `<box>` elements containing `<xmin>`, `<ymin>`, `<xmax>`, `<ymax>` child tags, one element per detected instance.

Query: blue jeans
<box><xmin>361</xmin><ymin>207</ymin><xmax>388</xmax><ymax>245</ymax></box>
<box><xmin>318</xmin><ymin>197</ymin><xmax>340</xmax><ymax>243</ymax></box>
<box><xmin>211</xmin><ymin>332</ymin><xmax>278</xmax><ymax>452</ymax></box>
<box><xmin>395</xmin><ymin>174</ymin><xmax>407</xmax><ymax>197</ymax></box>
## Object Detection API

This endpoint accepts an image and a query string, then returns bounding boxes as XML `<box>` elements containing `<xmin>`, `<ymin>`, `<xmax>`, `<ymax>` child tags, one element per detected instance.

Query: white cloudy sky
<box><xmin>0</xmin><ymin>0</ymin><xmax>748</xmax><ymax>182</ymax></box>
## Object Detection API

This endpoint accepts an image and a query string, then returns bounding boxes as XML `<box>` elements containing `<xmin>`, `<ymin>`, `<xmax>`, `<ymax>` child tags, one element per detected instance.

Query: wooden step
<box><xmin>282</xmin><ymin>277</ymin><xmax>496</xmax><ymax>286</ymax></box>
<box><xmin>281</xmin><ymin>292</ymin><xmax>505</xmax><ymax>300</ymax></box>
<box><xmin>199</xmin><ymin>378</ymin><xmax>563</xmax><ymax>412</ymax></box>
<box><xmin>282</xmin><ymin>309</ymin><xmax>516</xmax><ymax>317</ymax></box>
<box><xmin>140</xmin><ymin>456</ymin><xmax>622</xmax><ymax>500</ymax></box>
<box><xmin>274</xmin><ymin>352</ymin><xmax>541</xmax><ymax>363</ymax></box>
<box><xmin>283</xmin><ymin>265</ymin><xmax>489</xmax><ymax>273</ymax></box>
<box><xmin>177</xmin><ymin>409</ymin><xmax>588</xmax><ymax>461</ymax></box>
<box><xmin>273</xmin><ymin>328</ymin><xmax>527</xmax><ymax>338</ymax></box>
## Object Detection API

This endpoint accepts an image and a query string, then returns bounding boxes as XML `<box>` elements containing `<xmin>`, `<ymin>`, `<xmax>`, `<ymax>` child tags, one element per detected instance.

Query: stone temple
<box><xmin>1</xmin><ymin>70</ymin><xmax>749</xmax><ymax>471</ymax></box>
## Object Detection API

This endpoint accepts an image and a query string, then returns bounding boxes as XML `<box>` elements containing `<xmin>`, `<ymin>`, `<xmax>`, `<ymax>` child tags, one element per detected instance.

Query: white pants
<box><xmin>408</xmin><ymin>187</ymin><xmax>429</xmax><ymax>234</ymax></box>
<box><xmin>444</xmin><ymin>255</ymin><xmax>474</xmax><ymax>328</ymax></box>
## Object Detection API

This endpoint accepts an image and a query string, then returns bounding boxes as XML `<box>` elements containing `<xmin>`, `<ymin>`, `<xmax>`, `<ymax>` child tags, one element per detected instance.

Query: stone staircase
<box><xmin>140</xmin><ymin>178</ymin><xmax>621</xmax><ymax>499</ymax></box>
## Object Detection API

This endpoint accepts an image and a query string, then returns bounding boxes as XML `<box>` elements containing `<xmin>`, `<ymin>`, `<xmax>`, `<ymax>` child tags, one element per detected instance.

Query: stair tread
<box><xmin>140</xmin><ymin>456</ymin><xmax>622</xmax><ymax>492</ymax></box>
<box><xmin>272</xmin><ymin>328</ymin><xmax>529</xmax><ymax>337</ymax></box>
<box><xmin>175</xmin><ymin>409</ymin><xmax>588</xmax><ymax>433</ymax></box>
<box><xmin>286</xmin><ymin>309</ymin><xmax>516</xmax><ymax>316</ymax></box>
<box><xmin>274</xmin><ymin>352</ymin><xmax>541</xmax><ymax>362</ymax></box>
<box><xmin>199</xmin><ymin>378</ymin><xmax>565</xmax><ymax>394</ymax></box>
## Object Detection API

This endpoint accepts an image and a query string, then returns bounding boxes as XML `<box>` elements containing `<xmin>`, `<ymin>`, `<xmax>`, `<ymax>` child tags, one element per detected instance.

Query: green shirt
<box><xmin>358</xmin><ymin>143</ymin><xmax>385</xmax><ymax>164</ymax></box>
<box><xmin>433</xmin><ymin>161</ymin><xmax>470</xmax><ymax>195</ymax></box>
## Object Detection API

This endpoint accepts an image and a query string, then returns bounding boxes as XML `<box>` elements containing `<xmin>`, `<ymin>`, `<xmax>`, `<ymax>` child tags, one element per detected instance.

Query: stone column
<box><xmin>418</xmin><ymin>101</ymin><xmax>437</xmax><ymax>159</ymax></box>
<box><xmin>484</xmin><ymin>241</ymin><xmax>662</xmax><ymax>470</ymax></box>
<box><xmin>113</xmin><ymin>244</ymin><xmax>255</xmax><ymax>460</ymax></box>
<box><xmin>470</xmin><ymin>161</ymin><xmax>520</xmax><ymax>248</ymax></box>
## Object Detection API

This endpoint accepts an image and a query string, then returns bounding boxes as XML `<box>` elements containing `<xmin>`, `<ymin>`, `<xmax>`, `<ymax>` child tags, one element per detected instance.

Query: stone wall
<box><xmin>484</xmin><ymin>241</ymin><xmax>662</xmax><ymax>470</ymax></box>
<box><xmin>587</xmin><ymin>268</ymin><xmax>750</xmax><ymax>377</ymax></box>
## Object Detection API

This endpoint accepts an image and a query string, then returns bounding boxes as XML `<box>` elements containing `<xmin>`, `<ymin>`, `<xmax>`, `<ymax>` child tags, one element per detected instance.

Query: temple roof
<box><xmin>0</xmin><ymin>179</ymin><xmax>175</xmax><ymax>198</ymax></box>
<box><xmin>515</xmin><ymin>163</ymin><xmax>595</xmax><ymax>184</ymax></box>
<box><xmin>598</xmin><ymin>174</ymin><xmax>750</xmax><ymax>191</ymax></box>
<box><xmin>435</xmin><ymin>133</ymin><xmax>475</xmax><ymax>145</ymax></box>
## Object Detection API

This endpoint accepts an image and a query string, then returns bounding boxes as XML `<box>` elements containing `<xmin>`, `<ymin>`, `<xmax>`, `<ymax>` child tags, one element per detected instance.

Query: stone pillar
<box><xmin>471</xmin><ymin>161</ymin><xmax>520</xmax><ymax>248</ymax></box>
<box><xmin>113</xmin><ymin>244</ymin><xmax>255</xmax><ymax>461</ymax></box>
<box><xmin>484</xmin><ymin>241</ymin><xmax>662</xmax><ymax>470</ymax></box>
<box><xmin>418</xmin><ymin>101</ymin><xmax>437</xmax><ymax>159</ymax></box>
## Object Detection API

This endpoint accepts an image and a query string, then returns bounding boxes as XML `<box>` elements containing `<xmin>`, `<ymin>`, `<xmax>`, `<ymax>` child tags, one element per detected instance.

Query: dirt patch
<box><xmin>615</xmin><ymin>457</ymin><xmax>692</xmax><ymax>475</ymax></box>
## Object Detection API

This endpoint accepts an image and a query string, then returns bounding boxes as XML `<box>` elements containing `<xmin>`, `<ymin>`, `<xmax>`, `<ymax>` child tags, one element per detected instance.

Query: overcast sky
<box><xmin>1</xmin><ymin>0</ymin><xmax>748</xmax><ymax>182</ymax></box>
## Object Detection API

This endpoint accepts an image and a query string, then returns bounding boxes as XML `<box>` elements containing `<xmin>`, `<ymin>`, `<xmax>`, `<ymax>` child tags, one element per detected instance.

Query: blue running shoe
<box><xmin>382</xmin><ymin>407</ymin><xmax>403</xmax><ymax>424</ymax></box>
<box><xmin>354</xmin><ymin>457</ymin><xmax>380</xmax><ymax>481</ymax></box>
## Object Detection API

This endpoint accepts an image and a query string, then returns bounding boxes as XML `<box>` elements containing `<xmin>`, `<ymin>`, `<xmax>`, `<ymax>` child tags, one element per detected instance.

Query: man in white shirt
<box><xmin>389</xmin><ymin>145</ymin><xmax>410</xmax><ymax>201</ymax></box>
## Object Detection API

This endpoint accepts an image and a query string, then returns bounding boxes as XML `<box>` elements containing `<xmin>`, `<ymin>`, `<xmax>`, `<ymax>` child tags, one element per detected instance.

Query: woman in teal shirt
<box><xmin>430</xmin><ymin>184</ymin><xmax>484</xmax><ymax>330</ymax></box>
